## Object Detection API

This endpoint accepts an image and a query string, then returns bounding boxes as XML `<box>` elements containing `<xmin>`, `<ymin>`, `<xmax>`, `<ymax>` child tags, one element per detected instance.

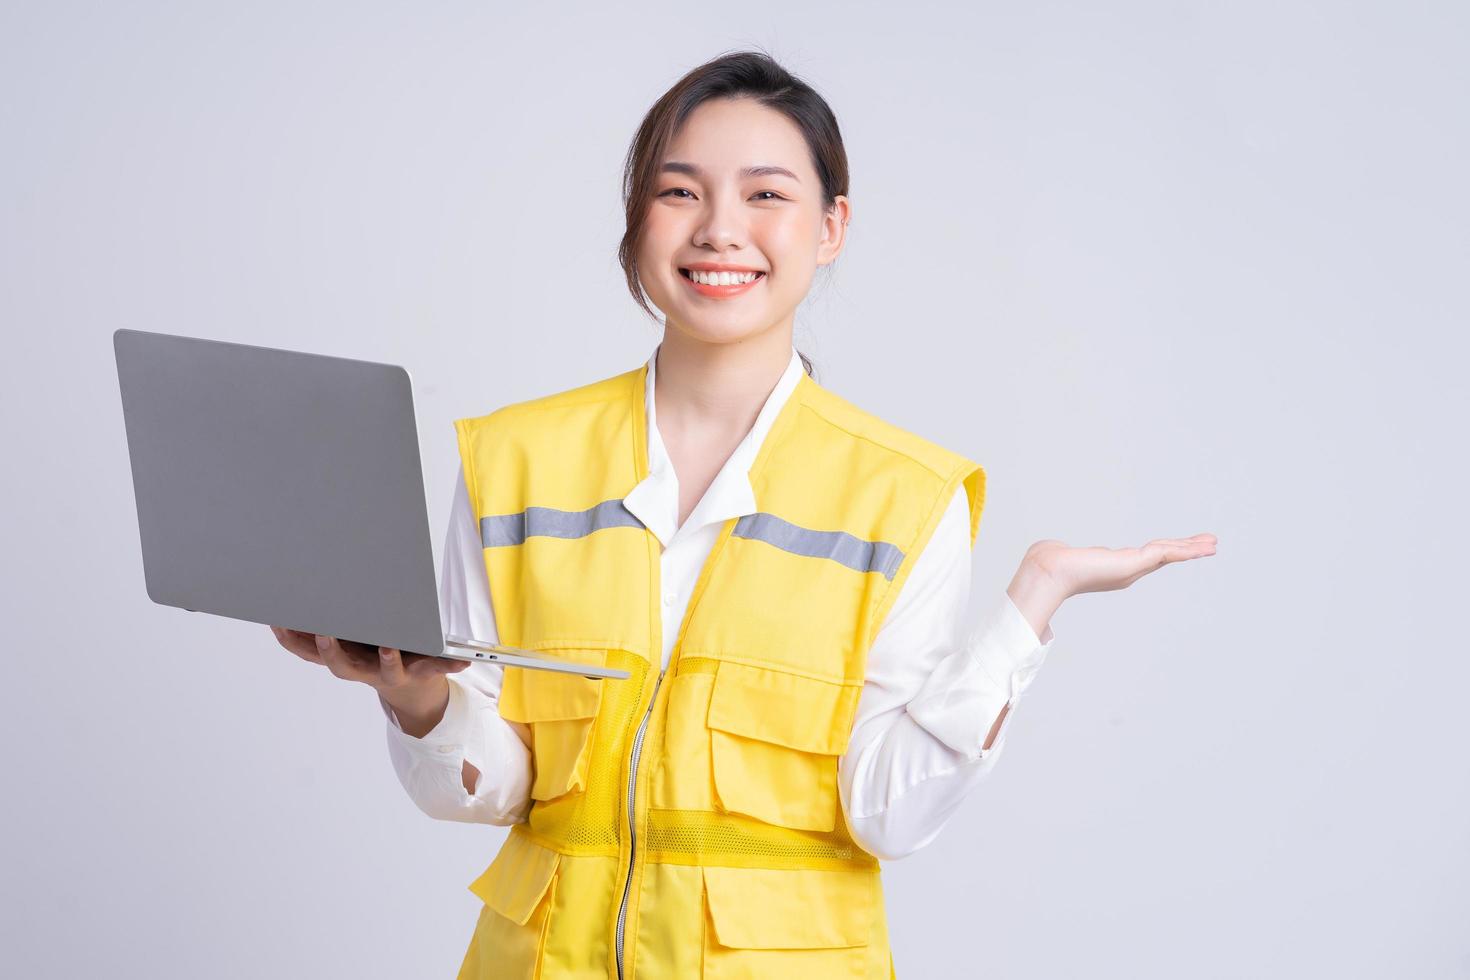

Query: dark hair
<box><xmin>617</xmin><ymin>49</ymin><xmax>851</xmax><ymax>380</ymax></box>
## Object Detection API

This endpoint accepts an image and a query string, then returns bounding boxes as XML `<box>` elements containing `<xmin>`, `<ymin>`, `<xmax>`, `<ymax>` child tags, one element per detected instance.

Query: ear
<box><xmin>815</xmin><ymin>195</ymin><xmax>851</xmax><ymax>267</ymax></box>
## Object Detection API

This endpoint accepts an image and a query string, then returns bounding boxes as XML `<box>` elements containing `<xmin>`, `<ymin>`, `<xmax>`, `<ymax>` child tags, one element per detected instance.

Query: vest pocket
<box><xmin>705</xmin><ymin>661</ymin><xmax>863</xmax><ymax>833</ymax></box>
<box><xmin>701</xmin><ymin>864</ymin><xmax>877</xmax><ymax>978</ymax></box>
<box><xmin>496</xmin><ymin>650</ymin><xmax>608</xmax><ymax>801</ymax></box>
<box><xmin>464</xmin><ymin>830</ymin><xmax>560</xmax><ymax>979</ymax></box>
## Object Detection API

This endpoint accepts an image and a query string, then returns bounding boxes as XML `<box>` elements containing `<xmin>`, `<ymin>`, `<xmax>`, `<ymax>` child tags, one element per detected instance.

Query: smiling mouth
<box><xmin>679</xmin><ymin>268</ymin><xmax>767</xmax><ymax>286</ymax></box>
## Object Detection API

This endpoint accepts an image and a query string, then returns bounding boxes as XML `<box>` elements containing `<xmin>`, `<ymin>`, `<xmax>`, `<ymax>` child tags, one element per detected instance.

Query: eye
<box><xmin>752</xmin><ymin>191</ymin><xmax>786</xmax><ymax>201</ymax></box>
<box><xmin>658</xmin><ymin>188</ymin><xmax>694</xmax><ymax>199</ymax></box>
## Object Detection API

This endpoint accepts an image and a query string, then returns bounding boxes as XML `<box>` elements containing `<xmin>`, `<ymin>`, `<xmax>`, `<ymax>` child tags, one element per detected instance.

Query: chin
<box><xmin>665</xmin><ymin>316</ymin><xmax>769</xmax><ymax>346</ymax></box>
<box><xmin>652</xmin><ymin>303</ymin><xmax>770</xmax><ymax>345</ymax></box>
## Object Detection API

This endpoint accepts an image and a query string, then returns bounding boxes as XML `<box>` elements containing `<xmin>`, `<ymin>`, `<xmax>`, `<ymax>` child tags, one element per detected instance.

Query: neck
<box><xmin>653</xmin><ymin>324</ymin><xmax>794</xmax><ymax>439</ymax></box>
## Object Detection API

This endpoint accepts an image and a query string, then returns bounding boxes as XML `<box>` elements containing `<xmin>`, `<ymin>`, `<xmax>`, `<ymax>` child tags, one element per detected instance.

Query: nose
<box><xmin>691</xmin><ymin>188</ymin><xmax>747</xmax><ymax>252</ymax></box>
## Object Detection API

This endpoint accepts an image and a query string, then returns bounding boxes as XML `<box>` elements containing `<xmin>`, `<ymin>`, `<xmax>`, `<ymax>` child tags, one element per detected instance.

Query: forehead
<box><xmin>662</xmin><ymin>97</ymin><xmax>813</xmax><ymax>179</ymax></box>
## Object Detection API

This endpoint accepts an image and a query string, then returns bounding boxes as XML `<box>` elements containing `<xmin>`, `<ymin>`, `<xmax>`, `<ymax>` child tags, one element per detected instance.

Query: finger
<box><xmin>272</xmin><ymin>626</ymin><xmax>325</xmax><ymax>664</ymax></box>
<box><xmin>378</xmin><ymin>647</ymin><xmax>407</xmax><ymax>686</ymax></box>
<box><xmin>315</xmin><ymin>634</ymin><xmax>343</xmax><ymax>676</ymax></box>
<box><xmin>1153</xmin><ymin>536</ymin><xmax>1217</xmax><ymax>558</ymax></box>
<box><xmin>1146</xmin><ymin>541</ymin><xmax>1213</xmax><ymax>564</ymax></box>
<box><xmin>1152</xmin><ymin>534</ymin><xmax>1216</xmax><ymax>551</ymax></box>
<box><xmin>1165</xmin><ymin>533</ymin><xmax>1216</xmax><ymax>545</ymax></box>
<box><xmin>317</xmin><ymin>635</ymin><xmax>377</xmax><ymax>684</ymax></box>
<box><xmin>1135</xmin><ymin>539</ymin><xmax>1213</xmax><ymax>574</ymax></box>
<box><xmin>1142</xmin><ymin>541</ymin><xmax>1188</xmax><ymax>566</ymax></box>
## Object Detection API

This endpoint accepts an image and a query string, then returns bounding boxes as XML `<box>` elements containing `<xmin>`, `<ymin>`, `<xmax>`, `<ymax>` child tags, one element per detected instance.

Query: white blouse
<box><xmin>380</xmin><ymin>345</ymin><xmax>1056</xmax><ymax>861</ymax></box>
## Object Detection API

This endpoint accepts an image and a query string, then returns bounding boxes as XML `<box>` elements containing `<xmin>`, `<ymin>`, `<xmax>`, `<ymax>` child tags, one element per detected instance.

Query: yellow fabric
<box><xmin>702</xmin><ymin>864</ymin><xmax>878</xmax><ymax>947</ymax></box>
<box><xmin>469</xmin><ymin>827</ymin><xmax>560</xmax><ymax>925</ymax></box>
<box><xmin>452</xmin><ymin>362</ymin><xmax>983</xmax><ymax>979</ymax></box>
<box><xmin>498</xmin><ymin>651</ymin><xmax>608</xmax><ymax>800</ymax></box>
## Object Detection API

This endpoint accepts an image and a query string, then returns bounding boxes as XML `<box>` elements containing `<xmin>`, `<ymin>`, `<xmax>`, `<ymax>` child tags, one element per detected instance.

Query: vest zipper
<box><xmin>614</xmin><ymin>663</ymin><xmax>665</xmax><ymax>980</ymax></box>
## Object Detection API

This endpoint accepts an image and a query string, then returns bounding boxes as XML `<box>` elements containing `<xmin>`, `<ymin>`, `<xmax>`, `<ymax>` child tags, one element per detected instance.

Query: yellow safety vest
<box><xmin>451</xmin><ymin>358</ymin><xmax>984</xmax><ymax>979</ymax></box>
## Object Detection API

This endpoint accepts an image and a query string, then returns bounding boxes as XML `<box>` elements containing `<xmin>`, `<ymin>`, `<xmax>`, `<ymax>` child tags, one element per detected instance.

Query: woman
<box><xmin>272</xmin><ymin>50</ymin><xmax>1215</xmax><ymax>980</ymax></box>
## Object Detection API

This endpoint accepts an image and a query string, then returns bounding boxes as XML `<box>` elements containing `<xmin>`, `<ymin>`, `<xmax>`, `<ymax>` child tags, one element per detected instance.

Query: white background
<box><xmin>2</xmin><ymin>1</ymin><xmax>1465</xmax><ymax>976</ymax></box>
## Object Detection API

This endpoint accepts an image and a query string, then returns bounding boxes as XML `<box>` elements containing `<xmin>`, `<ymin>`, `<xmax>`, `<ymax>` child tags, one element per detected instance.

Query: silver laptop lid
<box><xmin>114</xmin><ymin>328</ymin><xmax>445</xmax><ymax>656</ymax></box>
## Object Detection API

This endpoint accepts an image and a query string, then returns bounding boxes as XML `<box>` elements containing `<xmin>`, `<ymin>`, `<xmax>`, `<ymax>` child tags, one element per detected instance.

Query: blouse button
<box><xmin>662</xmin><ymin>592</ymin><xmax>676</xmax><ymax>607</ymax></box>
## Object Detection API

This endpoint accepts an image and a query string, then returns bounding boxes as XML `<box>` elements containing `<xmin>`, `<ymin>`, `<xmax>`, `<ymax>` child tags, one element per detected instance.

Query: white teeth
<box><xmin>687</xmin><ymin>269</ymin><xmax>761</xmax><ymax>285</ymax></box>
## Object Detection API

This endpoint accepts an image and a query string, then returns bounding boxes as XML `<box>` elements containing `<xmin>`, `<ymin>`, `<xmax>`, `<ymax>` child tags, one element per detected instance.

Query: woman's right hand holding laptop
<box><xmin>268</xmin><ymin>626</ymin><xmax>469</xmax><ymax>738</ymax></box>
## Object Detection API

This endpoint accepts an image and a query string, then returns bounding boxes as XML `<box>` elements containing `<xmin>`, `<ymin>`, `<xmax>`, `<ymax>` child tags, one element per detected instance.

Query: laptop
<box><xmin>113</xmin><ymin>328</ymin><xmax>628</xmax><ymax>681</ymax></box>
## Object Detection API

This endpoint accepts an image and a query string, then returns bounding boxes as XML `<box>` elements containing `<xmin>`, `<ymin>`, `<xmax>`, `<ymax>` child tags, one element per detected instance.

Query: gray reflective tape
<box><xmin>480</xmin><ymin>499</ymin><xmax>644</xmax><ymax>547</ymax></box>
<box><xmin>732</xmin><ymin>512</ymin><xmax>905</xmax><ymax>580</ymax></box>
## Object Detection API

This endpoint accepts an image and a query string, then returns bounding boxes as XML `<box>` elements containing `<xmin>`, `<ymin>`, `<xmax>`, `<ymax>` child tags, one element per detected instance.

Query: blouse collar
<box><xmin>622</xmin><ymin>343</ymin><xmax>804</xmax><ymax>549</ymax></box>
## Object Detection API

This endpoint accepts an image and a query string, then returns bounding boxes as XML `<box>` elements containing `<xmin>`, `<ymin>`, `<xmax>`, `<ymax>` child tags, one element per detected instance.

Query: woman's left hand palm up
<box><xmin>1027</xmin><ymin>533</ymin><xmax>1218</xmax><ymax>600</ymax></box>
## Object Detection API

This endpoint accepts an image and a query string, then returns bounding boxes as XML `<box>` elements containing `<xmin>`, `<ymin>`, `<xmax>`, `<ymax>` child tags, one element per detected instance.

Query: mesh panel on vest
<box><xmin>522</xmin><ymin>647</ymin><xmax>647</xmax><ymax>854</ymax></box>
<box><xmin>674</xmin><ymin>656</ymin><xmax>720</xmax><ymax>676</ymax></box>
<box><xmin>645</xmin><ymin>807</ymin><xmax>880</xmax><ymax>871</ymax></box>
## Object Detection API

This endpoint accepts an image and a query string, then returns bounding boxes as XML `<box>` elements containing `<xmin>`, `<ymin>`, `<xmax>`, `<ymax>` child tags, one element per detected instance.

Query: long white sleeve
<box><xmin>378</xmin><ymin>465</ymin><xmax>533</xmax><ymax>825</ymax></box>
<box><xmin>838</xmin><ymin>486</ymin><xmax>1057</xmax><ymax>861</ymax></box>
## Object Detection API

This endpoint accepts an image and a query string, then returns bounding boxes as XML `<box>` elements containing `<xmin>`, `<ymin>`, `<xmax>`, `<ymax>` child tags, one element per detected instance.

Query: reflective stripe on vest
<box><xmin>733</xmin><ymin>511</ymin><xmax>904</xmax><ymax>581</ymax></box>
<box><xmin>482</xmin><ymin>502</ymin><xmax>906</xmax><ymax>580</ymax></box>
<box><xmin>479</xmin><ymin>499</ymin><xmax>641</xmax><ymax>547</ymax></box>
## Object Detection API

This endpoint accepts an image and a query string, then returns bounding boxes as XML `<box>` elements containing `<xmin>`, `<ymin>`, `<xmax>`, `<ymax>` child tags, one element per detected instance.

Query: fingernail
<box><xmin>380</xmin><ymin>648</ymin><xmax>392</xmax><ymax>658</ymax></box>
<box><xmin>315</xmin><ymin>635</ymin><xmax>328</xmax><ymax>649</ymax></box>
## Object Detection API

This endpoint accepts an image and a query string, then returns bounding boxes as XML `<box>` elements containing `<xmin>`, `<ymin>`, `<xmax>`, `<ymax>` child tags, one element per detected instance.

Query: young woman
<box><xmin>272</xmin><ymin>50</ymin><xmax>1215</xmax><ymax>980</ymax></box>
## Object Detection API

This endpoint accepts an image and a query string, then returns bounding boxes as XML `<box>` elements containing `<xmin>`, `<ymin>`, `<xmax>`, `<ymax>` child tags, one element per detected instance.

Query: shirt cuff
<box><xmin>904</xmin><ymin>591</ymin><xmax>1056</xmax><ymax>758</ymax></box>
<box><xmin>379</xmin><ymin>676</ymin><xmax>475</xmax><ymax>763</ymax></box>
<box><xmin>978</xmin><ymin>592</ymin><xmax>1055</xmax><ymax>697</ymax></box>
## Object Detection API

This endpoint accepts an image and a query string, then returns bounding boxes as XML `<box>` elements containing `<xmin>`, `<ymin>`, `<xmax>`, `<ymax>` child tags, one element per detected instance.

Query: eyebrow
<box><xmin>659</xmin><ymin>161</ymin><xmax>801</xmax><ymax>182</ymax></box>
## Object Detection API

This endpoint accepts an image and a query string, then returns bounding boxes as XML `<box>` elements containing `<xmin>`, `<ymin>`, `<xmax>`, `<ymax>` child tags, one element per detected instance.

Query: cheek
<box><xmin>754</xmin><ymin>213</ymin><xmax>817</xmax><ymax>258</ymax></box>
<box><xmin>752</xmin><ymin>214</ymin><xmax>820</xmax><ymax>280</ymax></box>
<box><xmin>638</xmin><ymin>210</ymin><xmax>683</xmax><ymax>264</ymax></box>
